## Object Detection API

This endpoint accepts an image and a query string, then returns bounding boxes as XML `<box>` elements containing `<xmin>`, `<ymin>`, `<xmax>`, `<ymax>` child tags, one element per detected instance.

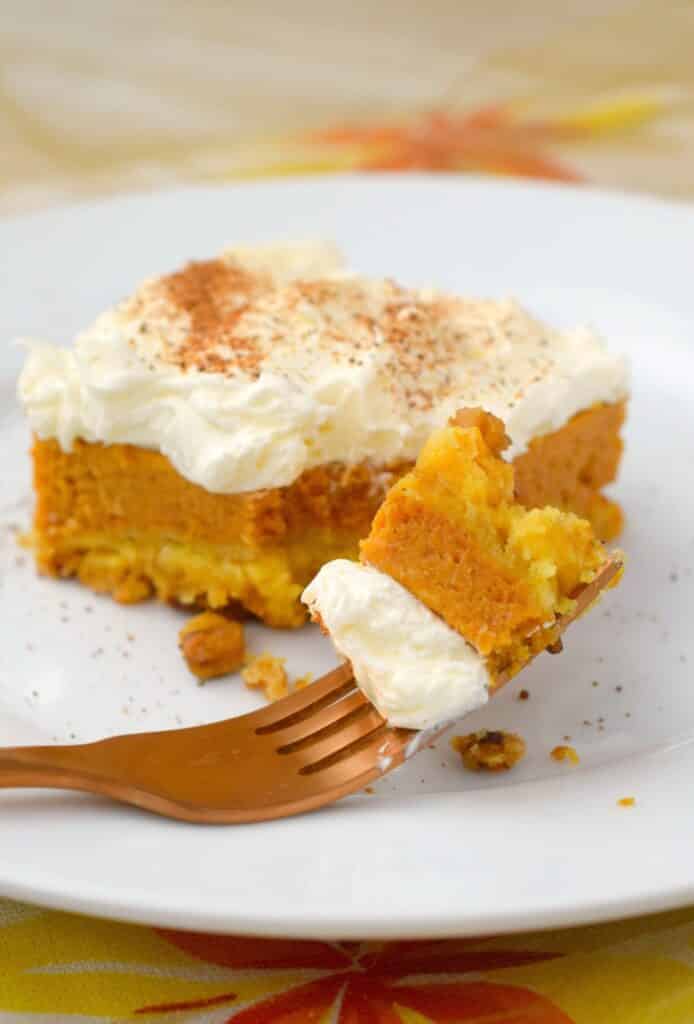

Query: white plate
<box><xmin>1</xmin><ymin>174</ymin><xmax>694</xmax><ymax>938</ymax></box>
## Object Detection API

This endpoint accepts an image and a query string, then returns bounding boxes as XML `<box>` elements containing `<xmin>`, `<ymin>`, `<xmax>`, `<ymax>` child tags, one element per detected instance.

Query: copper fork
<box><xmin>0</xmin><ymin>559</ymin><xmax>621</xmax><ymax>824</ymax></box>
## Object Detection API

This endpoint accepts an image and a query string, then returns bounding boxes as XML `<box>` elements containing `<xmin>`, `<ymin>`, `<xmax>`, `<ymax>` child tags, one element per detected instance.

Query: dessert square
<box><xmin>19</xmin><ymin>242</ymin><xmax>627</xmax><ymax>627</ymax></box>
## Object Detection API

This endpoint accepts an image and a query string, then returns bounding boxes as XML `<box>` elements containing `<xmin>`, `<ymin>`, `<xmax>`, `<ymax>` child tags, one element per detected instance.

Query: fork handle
<box><xmin>0</xmin><ymin>744</ymin><xmax>85</xmax><ymax>783</ymax></box>
<box><xmin>0</xmin><ymin>746</ymin><xmax>166</xmax><ymax>816</ymax></box>
<box><xmin>0</xmin><ymin>756</ymin><xmax>85</xmax><ymax>790</ymax></box>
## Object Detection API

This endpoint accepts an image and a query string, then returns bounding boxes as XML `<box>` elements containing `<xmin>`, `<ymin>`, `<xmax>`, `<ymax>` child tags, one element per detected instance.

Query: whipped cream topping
<box><xmin>18</xmin><ymin>241</ymin><xmax>628</xmax><ymax>495</ymax></box>
<box><xmin>219</xmin><ymin>239</ymin><xmax>345</xmax><ymax>282</ymax></box>
<box><xmin>302</xmin><ymin>560</ymin><xmax>489</xmax><ymax>729</ymax></box>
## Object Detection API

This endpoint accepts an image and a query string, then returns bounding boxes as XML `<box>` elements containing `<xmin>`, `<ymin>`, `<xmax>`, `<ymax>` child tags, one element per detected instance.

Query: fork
<box><xmin>0</xmin><ymin>559</ymin><xmax>621</xmax><ymax>824</ymax></box>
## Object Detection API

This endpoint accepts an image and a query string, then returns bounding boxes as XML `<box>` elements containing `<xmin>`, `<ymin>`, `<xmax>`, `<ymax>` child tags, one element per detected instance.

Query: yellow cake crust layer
<box><xmin>29</xmin><ymin>400</ymin><xmax>625</xmax><ymax>627</ymax></box>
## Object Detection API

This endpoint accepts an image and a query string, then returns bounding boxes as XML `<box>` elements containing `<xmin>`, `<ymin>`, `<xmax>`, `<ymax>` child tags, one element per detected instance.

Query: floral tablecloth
<box><xmin>3</xmin><ymin>1</ymin><xmax>694</xmax><ymax>1020</ymax></box>
<box><xmin>4</xmin><ymin>900</ymin><xmax>694</xmax><ymax>1021</ymax></box>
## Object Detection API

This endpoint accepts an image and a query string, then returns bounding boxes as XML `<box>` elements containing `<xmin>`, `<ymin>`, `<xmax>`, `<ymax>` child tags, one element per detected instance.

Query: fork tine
<box><xmin>290</xmin><ymin>709</ymin><xmax>388</xmax><ymax>772</ymax></box>
<box><xmin>252</xmin><ymin>663</ymin><xmax>356</xmax><ymax>732</ymax></box>
<box><xmin>291</xmin><ymin>728</ymin><xmax>413</xmax><ymax>802</ymax></box>
<box><xmin>274</xmin><ymin>689</ymin><xmax>373</xmax><ymax>750</ymax></box>
<box><xmin>311</xmin><ymin>727</ymin><xmax>412</xmax><ymax>779</ymax></box>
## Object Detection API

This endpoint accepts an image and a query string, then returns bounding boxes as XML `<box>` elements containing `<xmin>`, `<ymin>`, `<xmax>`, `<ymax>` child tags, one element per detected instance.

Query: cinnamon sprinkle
<box><xmin>160</xmin><ymin>259</ymin><xmax>269</xmax><ymax>376</ymax></box>
<box><xmin>123</xmin><ymin>255</ymin><xmax>564</xmax><ymax>418</ymax></box>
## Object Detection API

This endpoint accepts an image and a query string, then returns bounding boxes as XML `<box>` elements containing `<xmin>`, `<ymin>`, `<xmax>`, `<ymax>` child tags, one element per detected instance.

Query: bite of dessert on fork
<box><xmin>303</xmin><ymin>408</ymin><xmax>623</xmax><ymax>732</ymax></box>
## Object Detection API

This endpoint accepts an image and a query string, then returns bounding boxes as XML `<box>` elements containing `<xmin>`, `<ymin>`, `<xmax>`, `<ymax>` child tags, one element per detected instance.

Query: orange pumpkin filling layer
<box><xmin>29</xmin><ymin>400</ymin><xmax>624</xmax><ymax>628</ymax></box>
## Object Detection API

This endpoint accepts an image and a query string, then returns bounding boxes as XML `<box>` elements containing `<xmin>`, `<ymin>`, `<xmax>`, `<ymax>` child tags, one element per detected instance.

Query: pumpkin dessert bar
<box><xmin>19</xmin><ymin>242</ymin><xmax>627</xmax><ymax>628</ymax></box>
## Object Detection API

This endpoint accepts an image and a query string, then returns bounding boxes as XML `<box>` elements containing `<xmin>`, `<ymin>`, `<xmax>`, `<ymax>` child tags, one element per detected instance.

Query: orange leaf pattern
<box><xmin>137</xmin><ymin>932</ymin><xmax>573</xmax><ymax>1022</ymax></box>
<box><xmin>256</xmin><ymin>94</ymin><xmax>667</xmax><ymax>184</ymax></box>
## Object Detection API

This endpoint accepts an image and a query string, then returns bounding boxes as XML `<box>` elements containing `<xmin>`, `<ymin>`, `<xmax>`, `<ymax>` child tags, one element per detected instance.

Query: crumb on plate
<box><xmin>451</xmin><ymin>729</ymin><xmax>526</xmax><ymax>772</ymax></box>
<box><xmin>242</xmin><ymin>652</ymin><xmax>289</xmax><ymax>702</ymax></box>
<box><xmin>618</xmin><ymin>796</ymin><xmax>636</xmax><ymax>807</ymax></box>
<box><xmin>179</xmin><ymin>611</ymin><xmax>245</xmax><ymax>682</ymax></box>
<box><xmin>550</xmin><ymin>744</ymin><xmax>580</xmax><ymax>765</ymax></box>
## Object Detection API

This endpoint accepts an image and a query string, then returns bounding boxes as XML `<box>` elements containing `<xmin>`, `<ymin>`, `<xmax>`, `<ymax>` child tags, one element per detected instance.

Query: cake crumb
<box><xmin>618</xmin><ymin>796</ymin><xmax>636</xmax><ymax>807</ymax></box>
<box><xmin>179</xmin><ymin>612</ymin><xmax>245</xmax><ymax>682</ymax></box>
<box><xmin>451</xmin><ymin>729</ymin><xmax>526</xmax><ymax>772</ymax></box>
<box><xmin>294</xmin><ymin>672</ymin><xmax>313</xmax><ymax>691</ymax></box>
<box><xmin>551</xmin><ymin>744</ymin><xmax>580</xmax><ymax>765</ymax></box>
<box><xmin>518</xmin><ymin>688</ymin><xmax>530</xmax><ymax>701</ymax></box>
<box><xmin>242</xmin><ymin>653</ymin><xmax>288</xmax><ymax>702</ymax></box>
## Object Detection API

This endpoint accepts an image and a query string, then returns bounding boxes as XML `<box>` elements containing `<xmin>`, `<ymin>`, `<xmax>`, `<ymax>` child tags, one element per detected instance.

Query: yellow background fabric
<box><xmin>3</xmin><ymin>0</ymin><xmax>694</xmax><ymax>214</ymax></box>
<box><xmin>2</xmin><ymin>2</ymin><xmax>694</xmax><ymax>1019</ymax></box>
<box><xmin>4</xmin><ymin>899</ymin><xmax>694</xmax><ymax>1021</ymax></box>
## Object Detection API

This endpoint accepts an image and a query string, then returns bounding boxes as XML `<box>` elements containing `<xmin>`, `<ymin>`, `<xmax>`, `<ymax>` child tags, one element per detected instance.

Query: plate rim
<box><xmin>0</xmin><ymin>857</ymin><xmax>692</xmax><ymax>940</ymax></box>
<box><xmin>3</xmin><ymin>169</ymin><xmax>694</xmax><ymax>230</ymax></box>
